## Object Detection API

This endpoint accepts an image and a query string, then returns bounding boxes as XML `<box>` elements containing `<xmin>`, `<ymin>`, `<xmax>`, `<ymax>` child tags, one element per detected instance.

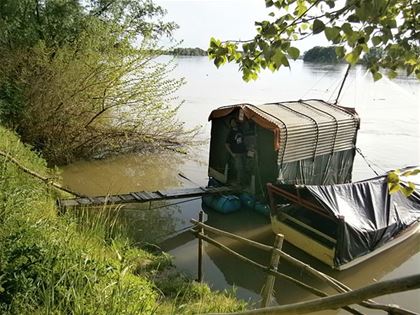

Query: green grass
<box><xmin>0</xmin><ymin>126</ymin><xmax>246</xmax><ymax>314</ymax></box>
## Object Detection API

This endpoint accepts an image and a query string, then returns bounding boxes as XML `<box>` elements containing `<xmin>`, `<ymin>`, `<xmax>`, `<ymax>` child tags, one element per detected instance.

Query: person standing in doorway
<box><xmin>225</xmin><ymin>118</ymin><xmax>247</xmax><ymax>186</ymax></box>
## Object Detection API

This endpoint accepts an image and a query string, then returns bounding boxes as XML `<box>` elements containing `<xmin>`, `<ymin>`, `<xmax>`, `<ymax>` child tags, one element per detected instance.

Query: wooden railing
<box><xmin>190</xmin><ymin>212</ymin><xmax>419</xmax><ymax>315</ymax></box>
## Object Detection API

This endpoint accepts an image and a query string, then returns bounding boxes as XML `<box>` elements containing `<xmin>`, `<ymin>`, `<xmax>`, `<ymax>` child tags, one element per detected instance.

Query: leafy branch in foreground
<box><xmin>208</xmin><ymin>0</ymin><xmax>419</xmax><ymax>81</ymax></box>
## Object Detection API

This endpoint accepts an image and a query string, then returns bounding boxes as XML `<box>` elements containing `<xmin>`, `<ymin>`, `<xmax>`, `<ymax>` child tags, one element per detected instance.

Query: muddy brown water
<box><xmin>61</xmin><ymin>58</ymin><xmax>420</xmax><ymax>313</ymax></box>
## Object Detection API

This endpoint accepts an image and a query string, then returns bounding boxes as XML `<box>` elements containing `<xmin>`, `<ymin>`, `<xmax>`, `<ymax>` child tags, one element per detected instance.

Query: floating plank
<box><xmin>92</xmin><ymin>197</ymin><xmax>107</xmax><ymax>204</ymax></box>
<box><xmin>205</xmin><ymin>186</ymin><xmax>233</xmax><ymax>194</ymax></box>
<box><xmin>58</xmin><ymin>186</ymin><xmax>236</xmax><ymax>209</ymax></box>
<box><xmin>119</xmin><ymin>194</ymin><xmax>137</xmax><ymax>202</ymax></box>
<box><xmin>77</xmin><ymin>198</ymin><xmax>92</xmax><ymax>205</ymax></box>
<box><xmin>61</xmin><ymin>199</ymin><xmax>79</xmax><ymax>207</ymax></box>
<box><xmin>107</xmin><ymin>196</ymin><xmax>122</xmax><ymax>203</ymax></box>
<box><xmin>158</xmin><ymin>187</ymin><xmax>205</xmax><ymax>197</ymax></box>
<box><xmin>134</xmin><ymin>191</ymin><xmax>161</xmax><ymax>201</ymax></box>
<box><xmin>130</xmin><ymin>192</ymin><xmax>143</xmax><ymax>201</ymax></box>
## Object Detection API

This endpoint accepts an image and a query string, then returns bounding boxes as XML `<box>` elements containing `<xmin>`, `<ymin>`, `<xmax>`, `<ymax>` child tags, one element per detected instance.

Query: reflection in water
<box><xmin>60</xmin><ymin>151</ymin><xmax>191</xmax><ymax>196</ymax></box>
<box><xmin>120</xmin><ymin>197</ymin><xmax>204</xmax><ymax>245</ymax></box>
<box><xmin>120</xmin><ymin>202</ymin><xmax>181</xmax><ymax>245</ymax></box>
<box><xmin>165</xmin><ymin>204</ymin><xmax>420</xmax><ymax>313</ymax></box>
<box><xmin>303</xmin><ymin>62</ymin><xmax>346</xmax><ymax>76</ymax></box>
<box><xmin>61</xmin><ymin>59</ymin><xmax>420</xmax><ymax>313</ymax></box>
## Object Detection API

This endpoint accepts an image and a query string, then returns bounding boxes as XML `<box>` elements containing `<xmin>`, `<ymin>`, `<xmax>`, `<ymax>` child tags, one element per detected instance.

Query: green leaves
<box><xmin>373</xmin><ymin>71</ymin><xmax>383</xmax><ymax>81</ymax></box>
<box><xmin>208</xmin><ymin>0</ymin><xmax>420</xmax><ymax>82</ymax></box>
<box><xmin>388</xmin><ymin>171</ymin><xmax>400</xmax><ymax>194</ymax></box>
<box><xmin>287</xmin><ymin>47</ymin><xmax>300</xmax><ymax>60</ymax></box>
<box><xmin>387</xmin><ymin>169</ymin><xmax>419</xmax><ymax>197</ymax></box>
<box><xmin>344</xmin><ymin>46</ymin><xmax>363</xmax><ymax>65</ymax></box>
<box><xmin>312</xmin><ymin>19</ymin><xmax>325</xmax><ymax>34</ymax></box>
<box><xmin>387</xmin><ymin>69</ymin><xmax>398</xmax><ymax>79</ymax></box>
<box><xmin>335</xmin><ymin>46</ymin><xmax>345</xmax><ymax>58</ymax></box>
<box><xmin>372</xmin><ymin>36</ymin><xmax>382</xmax><ymax>46</ymax></box>
<box><xmin>401</xmin><ymin>169</ymin><xmax>420</xmax><ymax>177</ymax></box>
<box><xmin>324</xmin><ymin>27</ymin><xmax>341</xmax><ymax>42</ymax></box>
<box><xmin>401</xmin><ymin>182</ymin><xmax>416</xmax><ymax>197</ymax></box>
<box><xmin>273</xmin><ymin>50</ymin><xmax>289</xmax><ymax>68</ymax></box>
<box><xmin>344</xmin><ymin>53</ymin><xmax>358</xmax><ymax>65</ymax></box>
<box><xmin>341</xmin><ymin>23</ymin><xmax>353</xmax><ymax>35</ymax></box>
<box><xmin>213</xmin><ymin>56</ymin><xmax>226</xmax><ymax>68</ymax></box>
<box><xmin>208</xmin><ymin>38</ymin><xmax>237</xmax><ymax>68</ymax></box>
<box><xmin>209</xmin><ymin>37</ymin><xmax>221</xmax><ymax>49</ymax></box>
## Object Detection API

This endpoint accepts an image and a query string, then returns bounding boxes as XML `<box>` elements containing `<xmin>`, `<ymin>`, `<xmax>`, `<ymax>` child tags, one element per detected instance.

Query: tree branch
<box><xmin>0</xmin><ymin>150</ymin><xmax>84</xmax><ymax>197</ymax></box>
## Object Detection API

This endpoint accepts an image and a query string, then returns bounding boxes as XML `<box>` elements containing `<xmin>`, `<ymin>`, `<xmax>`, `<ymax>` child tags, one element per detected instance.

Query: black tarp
<box><xmin>303</xmin><ymin>168</ymin><xmax>420</xmax><ymax>266</ymax></box>
<box><xmin>278</xmin><ymin>149</ymin><xmax>356</xmax><ymax>185</ymax></box>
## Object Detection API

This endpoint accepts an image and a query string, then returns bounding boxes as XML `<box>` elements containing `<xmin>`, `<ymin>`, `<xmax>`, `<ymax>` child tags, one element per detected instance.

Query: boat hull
<box><xmin>270</xmin><ymin>213</ymin><xmax>336</xmax><ymax>268</ymax></box>
<box><xmin>271</xmin><ymin>214</ymin><xmax>420</xmax><ymax>270</ymax></box>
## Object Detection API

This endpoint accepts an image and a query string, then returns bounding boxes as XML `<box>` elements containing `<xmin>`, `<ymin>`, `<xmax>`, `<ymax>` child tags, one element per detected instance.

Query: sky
<box><xmin>156</xmin><ymin>0</ymin><xmax>328</xmax><ymax>52</ymax></box>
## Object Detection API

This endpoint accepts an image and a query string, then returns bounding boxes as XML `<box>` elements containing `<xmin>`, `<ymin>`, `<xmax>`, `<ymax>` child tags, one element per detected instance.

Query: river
<box><xmin>61</xmin><ymin>57</ymin><xmax>420</xmax><ymax>313</ymax></box>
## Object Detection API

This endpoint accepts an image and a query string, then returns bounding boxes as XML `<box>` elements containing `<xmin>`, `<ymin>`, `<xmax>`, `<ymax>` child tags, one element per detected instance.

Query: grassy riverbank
<box><xmin>0</xmin><ymin>126</ymin><xmax>246</xmax><ymax>314</ymax></box>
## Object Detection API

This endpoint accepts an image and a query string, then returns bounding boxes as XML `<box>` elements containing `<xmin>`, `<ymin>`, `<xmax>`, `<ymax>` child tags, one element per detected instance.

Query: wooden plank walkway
<box><xmin>57</xmin><ymin>186</ymin><xmax>235</xmax><ymax>209</ymax></box>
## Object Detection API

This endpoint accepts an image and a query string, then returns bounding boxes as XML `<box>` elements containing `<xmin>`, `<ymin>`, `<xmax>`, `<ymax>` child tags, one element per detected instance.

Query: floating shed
<box><xmin>208</xmin><ymin>99</ymin><xmax>360</xmax><ymax>196</ymax></box>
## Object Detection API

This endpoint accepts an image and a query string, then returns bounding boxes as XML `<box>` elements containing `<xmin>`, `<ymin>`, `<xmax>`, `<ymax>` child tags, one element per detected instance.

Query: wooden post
<box><xmin>197</xmin><ymin>210</ymin><xmax>204</xmax><ymax>282</ymax></box>
<box><xmin>261</xmin><ymin>234</ymin><xmax>284</xmax><ymax>308</ymax></box>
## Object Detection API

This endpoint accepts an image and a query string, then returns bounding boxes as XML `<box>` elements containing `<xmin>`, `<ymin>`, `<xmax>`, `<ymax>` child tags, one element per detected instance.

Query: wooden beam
<box><xmin>193</xmin><ymin>231</ymin><xmax>362</xmax><ymax>314</ymax></box>
<box><xmin>191</xmin><ymin>220</ymin><xmax>415</xmax><ymax>314</ymax></box>
<box><xmin>191</xmin><ymin>219</ymin><xmax>274</xmax><ymax>252</ymax></box>
<box><xmin>204</xmin><ymin>274</ymin><xmax>420</xmax><ymax>315</ymax></box>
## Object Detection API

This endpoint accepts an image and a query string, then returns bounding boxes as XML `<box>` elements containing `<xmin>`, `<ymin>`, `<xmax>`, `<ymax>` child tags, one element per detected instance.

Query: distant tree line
<box><xmin>303</xmin><ymin>46</ymin><xmax>387</xmax><ymax>66</ymax></box>
<box><xmin>167</xmin><ymin>47</ymin><xmax>208</xmax><ymax>56</ymax></box>
<box><xmin>303</xmin><ymin>46</ymin><xmax>340</xmax><ymax>63</ymax></box>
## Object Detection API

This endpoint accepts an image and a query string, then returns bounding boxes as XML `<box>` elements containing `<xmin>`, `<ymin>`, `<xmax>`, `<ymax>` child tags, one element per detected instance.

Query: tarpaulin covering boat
<box><xmin>267</xmin><ymin>168</ymin><xmax>420</xmax><ymax>269</ymax></box>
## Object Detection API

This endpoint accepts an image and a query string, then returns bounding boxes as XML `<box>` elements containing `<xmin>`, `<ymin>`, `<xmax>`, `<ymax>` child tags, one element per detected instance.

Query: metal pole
<box><xmin>334</xmin><ymin>64</ymin><xmax>351</xmax><ymax>105</ymax></box>
<box><xmin>198</xmin><ymin>210</ymin><xmax>204</xmax><ymax>282</ymax></box>
<box><xmin>261</xmin><ymin>234</ymin><xmax>284</xmax><ymax>308</ymax></box>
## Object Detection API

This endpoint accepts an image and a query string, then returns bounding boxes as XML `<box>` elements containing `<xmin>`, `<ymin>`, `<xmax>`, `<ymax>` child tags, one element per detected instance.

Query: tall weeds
<box><xmin>0</xmin><ymin>129</ymin><xmax>157</xmax><ymax>314</ymax></box>
<box><xmin>0</xmin><ymin>126</ymin><xmax>246</xmax><ymax>314</ymax></box>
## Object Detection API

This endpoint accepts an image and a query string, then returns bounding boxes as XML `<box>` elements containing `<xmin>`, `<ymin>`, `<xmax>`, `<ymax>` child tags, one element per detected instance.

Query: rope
<box><xmin>355</xmin><ymin>148</ymin><xmax>381</xmax><ymax>176</ymax></box>
<box><xmin>148</xmin><ymin>196</ymin><xmax>203</xmax><ymax>211</ymax></box>
<box><xmin>327</xmin><ymin>78</ymin><xmax>343</xmax><ymax>102</ymax></box>
<box><xmin>300</xmin><ymin>70</ymin><xmax>330</xmax><ymax>99</ymax></box>
<box><xmin>121</xmin><ymin>196</ymin><xmax>203</xmax><ymax>211</ymax></box>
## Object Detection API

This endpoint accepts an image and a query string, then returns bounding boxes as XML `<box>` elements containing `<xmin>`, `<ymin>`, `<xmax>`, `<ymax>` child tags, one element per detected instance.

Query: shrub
<box><xmin>0</xmin><ymin>126</ymin><xmax>246</xmax><ymax>314</ymax></box>
<box><xmin>0</xmin><ymin>0</ymin><xmax>195</xmax><ymax>165</ymax></box>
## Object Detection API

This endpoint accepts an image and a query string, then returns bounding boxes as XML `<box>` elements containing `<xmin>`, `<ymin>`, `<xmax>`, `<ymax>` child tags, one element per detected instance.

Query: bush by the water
<box><xmin>0</xmin><ymin>0</ymin><xmax>196</xmax><ymax>165</ymax></box>
<box><xmin>0</xmin><ymin>126</ymin><xmax>246</xmax><ymax>314</ymax></box>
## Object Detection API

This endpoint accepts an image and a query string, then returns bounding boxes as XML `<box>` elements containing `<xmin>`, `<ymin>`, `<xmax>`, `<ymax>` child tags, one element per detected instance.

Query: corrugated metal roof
<box><xmin>209</xmin><ymin>99</ymin><xmax>359</xmax><ymax>163</ymax></box>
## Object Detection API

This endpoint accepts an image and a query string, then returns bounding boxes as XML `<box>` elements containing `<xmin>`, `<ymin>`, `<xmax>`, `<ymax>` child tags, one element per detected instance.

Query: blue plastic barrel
<box><xmin>202</xmin><ymin>195</ymin><xmax>241</xmax><ymax>214</ymax></box>
<box><xmin>254</xmin><ymin>201</ymin><xmax>271</xmax><ymax>216</ymax></box>
<box><xmin>239</xmin><ymin>192</ymin><xmax>256</xmax><ymax>209</ymax></box>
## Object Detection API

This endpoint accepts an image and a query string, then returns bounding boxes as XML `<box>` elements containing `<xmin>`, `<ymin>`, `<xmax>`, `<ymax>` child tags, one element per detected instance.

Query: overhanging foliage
<box><xmin>208</xmin><ymin>0</ymin><xmax>420</xmax><ymax>82</ymax></box>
